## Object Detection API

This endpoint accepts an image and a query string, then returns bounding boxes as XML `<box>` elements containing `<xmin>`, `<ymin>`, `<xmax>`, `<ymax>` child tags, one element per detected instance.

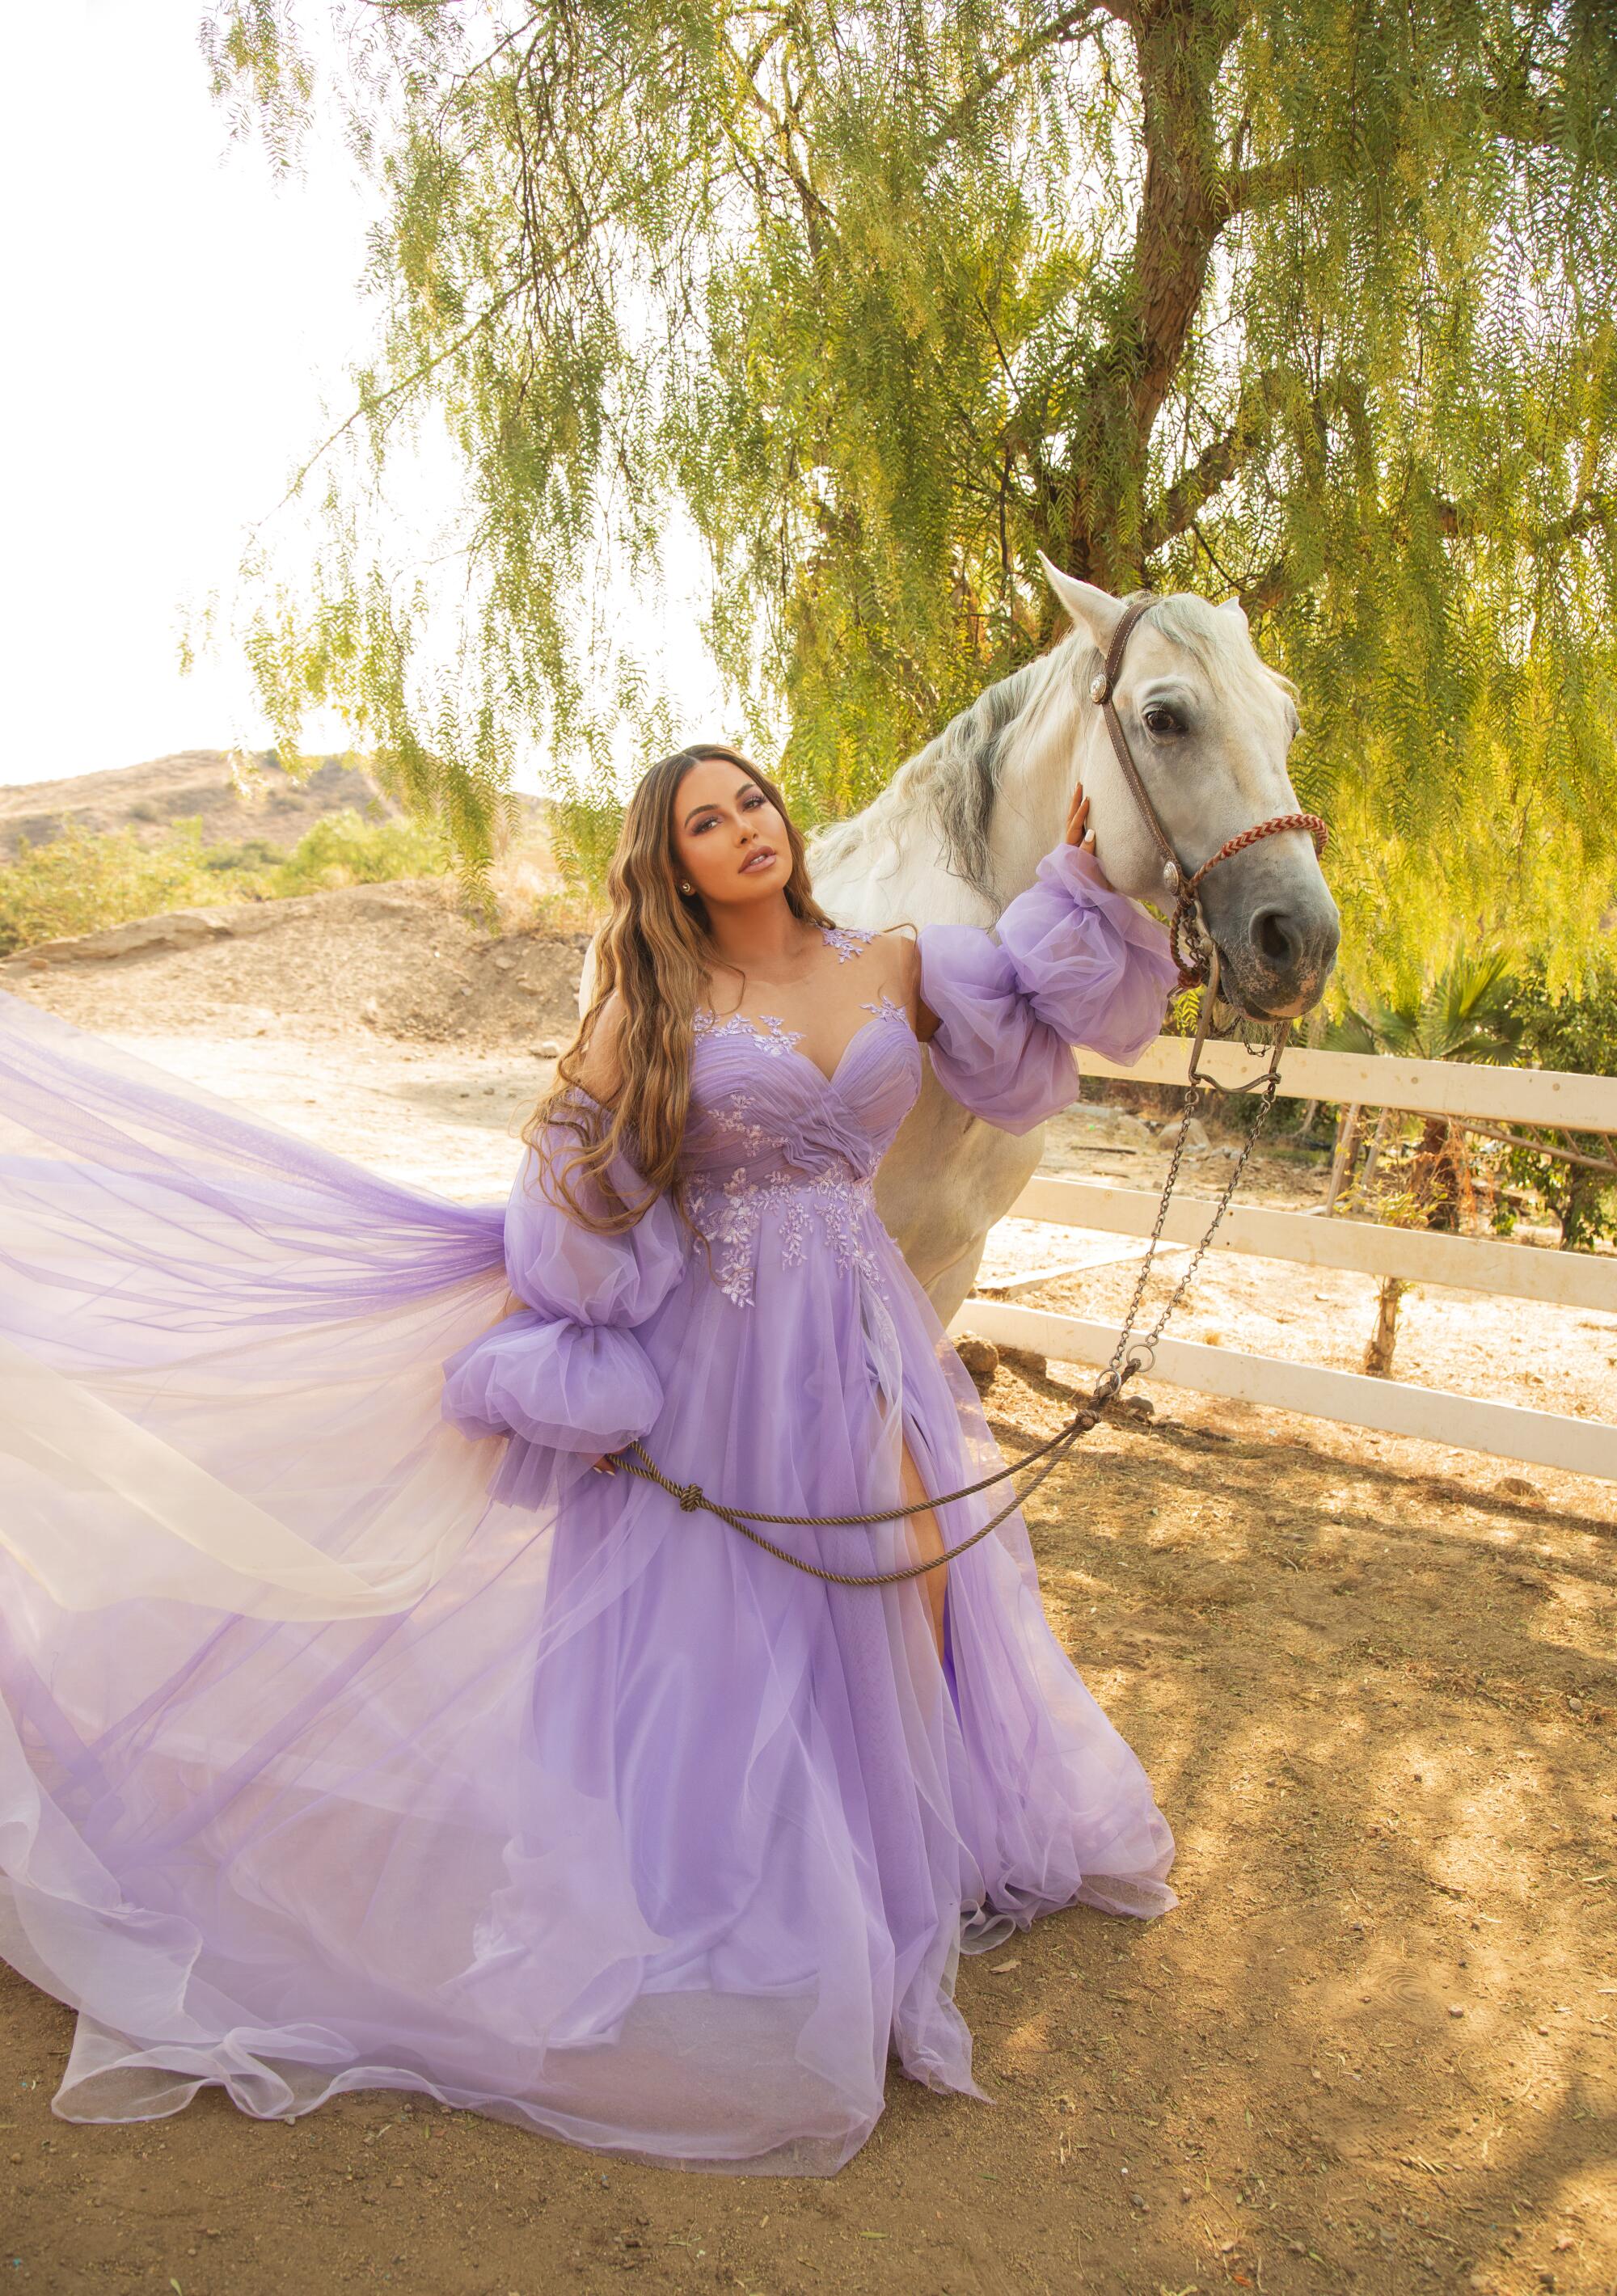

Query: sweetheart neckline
<box><xmin>692</xmin><ymin>1002</ymin><xmax>921</xmax><ymax>1092</ymax></box>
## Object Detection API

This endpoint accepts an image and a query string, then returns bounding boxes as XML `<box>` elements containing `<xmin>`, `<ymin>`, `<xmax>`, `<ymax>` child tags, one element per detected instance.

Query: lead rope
<box><xmin>612</xmin><ymin>1024</ymin><xmax>1289</xmax><ymax>1586</ymax></box>
<box><xmin>613</xmin><ymin>587</ymin><xmax>1321</xmax><ymax>1586</ymax></box>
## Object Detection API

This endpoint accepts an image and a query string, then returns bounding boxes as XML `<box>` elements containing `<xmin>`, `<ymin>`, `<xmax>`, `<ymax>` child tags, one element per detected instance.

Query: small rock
<box><xmin>1073</xmin><ymin>1108</ymin><xmax>1155</xmax><ymax>1152</ymax></box>
<box><xmin>1497</xmin><ymin>1475</ymin><xmax>1540</xmax><ymax>1499</ymax></box>
<box><xmin>1156</xmin><ymin>1115</ymin><xmax>1211</xmax><ymax>1153</ymax></box>
<box><xmin>535</xmin><ymin>1038</ymin><xmax>562</xmax><ymax>1058</ymax></box>
<box><xmin>1449</xmin><ymin>2003</ymin><xmax>1466</xmax><ymax>2017</ymax></box>
<box><xmin>953</xmin><ymin>1336</ymin><xmax>999</xmax><ymax>1385</ymax></box>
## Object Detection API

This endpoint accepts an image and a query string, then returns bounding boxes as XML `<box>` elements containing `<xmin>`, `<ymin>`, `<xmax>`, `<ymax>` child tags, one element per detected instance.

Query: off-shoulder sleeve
<box><xmin>439</xmin><ymin>1101</ymin><xmax>687</xmax><ymax>1489</ymax></box>
<box><xmin>917</xmin><ymin>840</ymin><xmax>1178</xmax><ymax>1134</ymax></box>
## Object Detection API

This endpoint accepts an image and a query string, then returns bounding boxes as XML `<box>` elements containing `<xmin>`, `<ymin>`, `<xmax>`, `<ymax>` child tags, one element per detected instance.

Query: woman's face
<box><xmin>670</xmin><ymin>756</ymin><xmax>792</xmax><ymax>909</ymax></box>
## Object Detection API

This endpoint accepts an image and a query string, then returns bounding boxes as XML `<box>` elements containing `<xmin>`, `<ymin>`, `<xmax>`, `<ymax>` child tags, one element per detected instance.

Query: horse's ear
<box><xmin>1036</xmin><ymin>554</ymin><xmax>1121</xmax><ymax>648</ymax></box>
<box><xmin>1218</xmin><ymin>593</ymin><xmax>1249</xmax><ymax>625</ymax></box>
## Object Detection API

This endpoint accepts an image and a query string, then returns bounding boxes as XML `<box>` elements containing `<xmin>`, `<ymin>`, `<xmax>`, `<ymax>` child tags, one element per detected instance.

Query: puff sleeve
<box><xmin>917</xmin><ymin>839</ymin><xmax>1179</xmax><ymax>1135</ymax></box>
<box><xmin>440</xmin><ymin>1100</ymin><xmax>688</xmax><ymax>1502</ymax></box>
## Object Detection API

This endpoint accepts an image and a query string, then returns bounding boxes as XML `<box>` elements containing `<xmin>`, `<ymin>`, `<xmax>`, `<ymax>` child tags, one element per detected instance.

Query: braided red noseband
<box><xmin>1087</xmin><ymin>593</ymin><xmax>1329</xmax><ymax>989</ymax></box>
<box><xmin>1168</xmin><ymin>812</ymin><xmax>1330</xmax><ymax>985</ymax></box>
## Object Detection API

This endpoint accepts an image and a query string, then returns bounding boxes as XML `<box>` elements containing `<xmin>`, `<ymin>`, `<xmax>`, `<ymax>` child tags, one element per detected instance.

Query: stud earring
<box><xmin>679</xmin><ymin>880</ymin><xmax>694</xmax><ymax>894</ymax></box>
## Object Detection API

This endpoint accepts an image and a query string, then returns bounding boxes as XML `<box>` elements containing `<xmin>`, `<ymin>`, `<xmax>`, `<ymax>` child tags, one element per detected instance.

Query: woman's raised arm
<box><xmin>910</xmin><ymin>786</ymin><xmax>1179</xmax><ymax>1135</ymax></box>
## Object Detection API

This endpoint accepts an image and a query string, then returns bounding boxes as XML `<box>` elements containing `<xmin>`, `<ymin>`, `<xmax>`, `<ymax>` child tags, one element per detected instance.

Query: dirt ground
<box><xmin>2</xmin><ymin>884</ymin><xmax>1614</xmax><ymax>2296</ymax></box>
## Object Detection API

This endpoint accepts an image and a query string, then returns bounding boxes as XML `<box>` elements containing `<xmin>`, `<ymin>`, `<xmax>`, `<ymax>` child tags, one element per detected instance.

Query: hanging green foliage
<box><xmin>202</xmin><ymin>0</ymin><xmax>1617</xmax><ymax>992</ymax></box>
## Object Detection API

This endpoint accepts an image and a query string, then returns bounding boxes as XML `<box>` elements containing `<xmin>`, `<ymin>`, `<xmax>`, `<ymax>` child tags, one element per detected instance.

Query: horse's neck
<box><xmin>806</xmin><ymin>641</ymin><xmax>1085</xmax><ymax>931</ymax></box>
<box><xmin>980</xmin><ymin>650</ymin><xmax>1087</xmax><ymax>900</ymax></box>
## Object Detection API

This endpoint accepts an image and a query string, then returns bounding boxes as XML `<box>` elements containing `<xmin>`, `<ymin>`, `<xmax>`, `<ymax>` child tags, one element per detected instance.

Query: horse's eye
<box><xmin>1143</xmin><ymin>707</ymin><xmax>1181</xmax><ymax>736</ymax></box>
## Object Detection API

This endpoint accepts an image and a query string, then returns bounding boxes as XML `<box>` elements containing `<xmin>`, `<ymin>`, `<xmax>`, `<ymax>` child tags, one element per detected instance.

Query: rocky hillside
<box><xmin>0</xmin><ymin>750</ymin><xmax>401</xmax><ymax>860</ymax></box>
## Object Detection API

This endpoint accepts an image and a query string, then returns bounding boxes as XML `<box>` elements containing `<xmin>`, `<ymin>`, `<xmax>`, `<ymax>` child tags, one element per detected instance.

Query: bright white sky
<box><xmin>0</xmin><ymin>1</ymin><xmax>727</xmax><ymax>792</ymax></box>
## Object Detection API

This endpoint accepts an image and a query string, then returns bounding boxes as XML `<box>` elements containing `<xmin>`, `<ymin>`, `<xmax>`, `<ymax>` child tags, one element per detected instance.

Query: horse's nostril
<box><xmin>1252</xmin><ymin>905</ymin><xmax>1298</xmax><ymax>969</ymax></box>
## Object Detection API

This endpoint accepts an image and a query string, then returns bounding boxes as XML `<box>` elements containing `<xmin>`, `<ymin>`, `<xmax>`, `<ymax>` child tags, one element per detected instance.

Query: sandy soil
<box><xmin>2</xmin><ymin>890</ymin><xmax>1613</xmax><ymax>2296</ymax></box>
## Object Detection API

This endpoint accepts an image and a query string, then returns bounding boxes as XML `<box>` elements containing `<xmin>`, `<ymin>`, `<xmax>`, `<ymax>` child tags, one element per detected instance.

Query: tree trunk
<box><xmin>1363</xmin><ymin>1275</ymin><xmax>1410</xmax><ymax>1378</ymax></box>
<box><xmin>1413</xmin><ymin>1116</ymin><xmax>1465</xmax><ymax>1231</ymax></box>
<box><xmin>1358</xmin><ymin>1108</ymin><xmax>1391</xmax><ymax>1193</ymax></box>
<box><xmin>1055</xmin><ymin>2</ymin><xmax>1230</xmax><ymax>586</ymax></box>
<box><xmin>1324</xmin><ymin>1103</ymin><xmax>1362</xmax><ymax>1213</ymax></box>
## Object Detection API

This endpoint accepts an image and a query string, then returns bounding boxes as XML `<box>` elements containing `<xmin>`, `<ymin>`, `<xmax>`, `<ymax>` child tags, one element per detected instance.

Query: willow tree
<box><xmin>205</xmin><ymin>0</ymin><xmax>1617</xmax><ymax>995</ymax></box>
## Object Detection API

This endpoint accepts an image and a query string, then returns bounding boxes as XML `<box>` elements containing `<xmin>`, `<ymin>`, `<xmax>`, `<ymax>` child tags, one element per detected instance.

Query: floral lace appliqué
<box><xmin>858</xmin><ymin>987</ymin><xmax>909</xmax><ymax>1026</ymax></box>
<box><xmin>685</xmin><ymin>1163</ymin><xmax>889</xmax><ymax>1310</ymax></box>
<box><xmin>710</xmin><ymin>1090</ymin><xmax>783</xmax><ymax>1158</ymax></box>
<box><xmin>820</xmin><ymin>921</ymin><xmax>876</xmax><ymax>963</ymax></box>
<box><xmin>692</xmin><ymin>1007</ymin><xmax>802</xmax><ymax>1056</ymax></box>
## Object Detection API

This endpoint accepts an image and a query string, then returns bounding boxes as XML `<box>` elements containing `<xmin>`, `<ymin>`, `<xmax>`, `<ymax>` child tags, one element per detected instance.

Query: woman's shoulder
<box><xmin>817</xmin><ymin>913</ymin><xmax>918</xmax><ymax>964</ymax></box>
<box><xmin>817</xmin><ymin>916</ymin><xmax>929</xmax><ymax>1032</ymax></box>
<box><xmin>863</xmin><ymin>920</ymin><xmax>922</xmax><ymax>995</ymax></box>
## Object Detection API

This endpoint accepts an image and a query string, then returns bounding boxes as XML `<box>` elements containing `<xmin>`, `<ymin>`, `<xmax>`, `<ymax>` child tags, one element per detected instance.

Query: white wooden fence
<box><xmin>946</xmin><ymin>1038</ymin><xmax>1617</xmax><ymax>1480</ymax></box>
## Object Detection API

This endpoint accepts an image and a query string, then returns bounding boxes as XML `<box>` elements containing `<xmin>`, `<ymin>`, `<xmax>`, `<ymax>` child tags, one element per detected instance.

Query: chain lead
<box><xmin>612</xmin><ymin>1028</ymin><xmax>1287</xmax><ymax>1585</ymax></box>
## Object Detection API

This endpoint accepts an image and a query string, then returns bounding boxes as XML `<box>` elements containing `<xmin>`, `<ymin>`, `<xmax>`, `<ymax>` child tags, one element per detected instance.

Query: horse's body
<box><xmin>581</xmin><ymin>572</ymin><xmax>1340</xmax><ymax>1323</ymax></box>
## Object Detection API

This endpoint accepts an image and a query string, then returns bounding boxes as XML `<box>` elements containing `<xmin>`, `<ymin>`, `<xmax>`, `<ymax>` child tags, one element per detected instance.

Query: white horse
<box><xmin>581</xmin><ymin>563</ymin><xmax>1340</xmax><ymax>1323</ymax></box>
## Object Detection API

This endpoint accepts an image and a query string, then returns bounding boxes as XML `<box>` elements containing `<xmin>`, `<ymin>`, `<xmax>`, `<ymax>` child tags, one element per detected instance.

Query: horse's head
<box><xmin>1040</xmin><ymin>559</ymin><xmax>1340</xmax><ymax>1021</ymax></box>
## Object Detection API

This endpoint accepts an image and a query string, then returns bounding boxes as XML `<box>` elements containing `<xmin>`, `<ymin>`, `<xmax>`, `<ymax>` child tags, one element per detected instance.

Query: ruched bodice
<box><xmin>681</xmin><ymin>970</ymin><xmax>922</xmax><ymax>1308</ymax></box>
<box><xmin>685</xmin><ymin>983</ymin><xmax>921</xmax><ymax>1180</ymax></box>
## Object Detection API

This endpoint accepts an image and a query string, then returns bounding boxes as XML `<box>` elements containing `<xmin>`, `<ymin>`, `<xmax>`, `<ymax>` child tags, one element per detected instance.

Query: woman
<box><xmin>0</xmin><ymin>742</ymin><xmax>1180</xmax><ymax>2176</ymax></box>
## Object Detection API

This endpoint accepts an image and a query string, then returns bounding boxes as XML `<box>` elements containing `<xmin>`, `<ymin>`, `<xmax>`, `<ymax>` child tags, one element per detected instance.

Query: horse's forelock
<box><xmin>1145</xmin><ymin>592</ymin><xmax>1298</xmax><ymax>711</ymax></box>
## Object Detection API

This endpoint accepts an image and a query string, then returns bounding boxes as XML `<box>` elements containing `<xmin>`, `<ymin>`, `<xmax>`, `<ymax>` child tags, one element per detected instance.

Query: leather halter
<box><xmin>1089</xmin><ymin>591</ymin><xmax>1329</xmax><ymax>990</ymax></box>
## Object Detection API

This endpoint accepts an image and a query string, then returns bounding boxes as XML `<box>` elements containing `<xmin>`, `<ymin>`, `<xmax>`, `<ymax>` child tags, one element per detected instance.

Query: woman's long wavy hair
<box><xmin>522</xmin><ymin>745</ymin><xmax>842</xmax><ymax>1240</ymax></box>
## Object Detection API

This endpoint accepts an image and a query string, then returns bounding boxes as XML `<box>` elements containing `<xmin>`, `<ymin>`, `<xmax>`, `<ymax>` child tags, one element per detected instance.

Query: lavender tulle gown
<box><xmin>0</xmin><ymin>838</ymin><xmax>1180</xmax><ymax>2175</ymax></box>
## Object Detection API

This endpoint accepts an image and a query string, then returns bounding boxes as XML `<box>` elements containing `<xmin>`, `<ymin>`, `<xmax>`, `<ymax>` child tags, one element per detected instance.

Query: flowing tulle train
<box><xmin>0</xmin><ymin>839</ymin><xmax>1180</xmax><ymax>2173</ymax></box>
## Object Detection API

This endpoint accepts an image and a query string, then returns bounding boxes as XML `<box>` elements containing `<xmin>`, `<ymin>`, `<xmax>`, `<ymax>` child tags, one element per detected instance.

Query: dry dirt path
<box><xmin>2</xmin><ymin>946</ymin><xmax>1613</xmax><ymax>2296</ymax></box>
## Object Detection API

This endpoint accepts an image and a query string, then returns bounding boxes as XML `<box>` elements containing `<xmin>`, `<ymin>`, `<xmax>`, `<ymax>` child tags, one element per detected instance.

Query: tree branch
<box><xmin>255</xmin><ymin>289</ymin><xmax>526</xmax><ymax>525</ymax></box>
<box><xmin>1218</xmin><ymin>139</ymin><xmax>1334</xmax><ymax>223</ymax></box>
<box><xmin>927</xmin><ymin>1</ymin><xmax>1117</xmax><ymax>151</ymax></box>
<box><xmin>1431</xmin><ymin>489</ymin><xmax>1612</xmax><ymax>555</ymax></box>
<box><xmin>1141</xmin><ymin>370</ymin><xmax>1287</xmax><ymax>551</ymax></box>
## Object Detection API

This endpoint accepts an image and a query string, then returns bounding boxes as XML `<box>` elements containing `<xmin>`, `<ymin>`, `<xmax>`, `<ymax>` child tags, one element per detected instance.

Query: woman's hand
<box><xmin>1062</xmin><ymin>779</ymin><xmax>1117</xmax><ymax>890</ymax></box>
<box><xmin>588</xmin><ymin>1451</ymin><xmax>619</xmax><ymax>1475</ymax></box>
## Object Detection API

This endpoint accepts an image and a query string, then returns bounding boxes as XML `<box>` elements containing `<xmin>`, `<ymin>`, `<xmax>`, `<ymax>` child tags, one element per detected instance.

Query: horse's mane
<box><xmin>807</xmin><ymin>647</ymin><xmax>1060</xmax><ymax>900</ymax></box>
<box><xmin>807</xmin><ymin>589</ymin><xmax>1298</xmax><ymax>901</ymax></box>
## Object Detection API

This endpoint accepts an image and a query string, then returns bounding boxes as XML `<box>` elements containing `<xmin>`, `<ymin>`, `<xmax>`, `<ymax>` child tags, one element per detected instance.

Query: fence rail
<box><xmin>1010</xmin><ymin>1175</ymin><xmax>1612</xmax><ymax>1313</ymax></box>
<box><xmin>1080</xmin><ymin>1036</ymin><xmax>1617</xmax><ymax>1131</ymax></box>
<box><xmin>948</xmin><ymin>1036</ymin><xmax>1617</xmax><ymax>1479</ymax></box>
